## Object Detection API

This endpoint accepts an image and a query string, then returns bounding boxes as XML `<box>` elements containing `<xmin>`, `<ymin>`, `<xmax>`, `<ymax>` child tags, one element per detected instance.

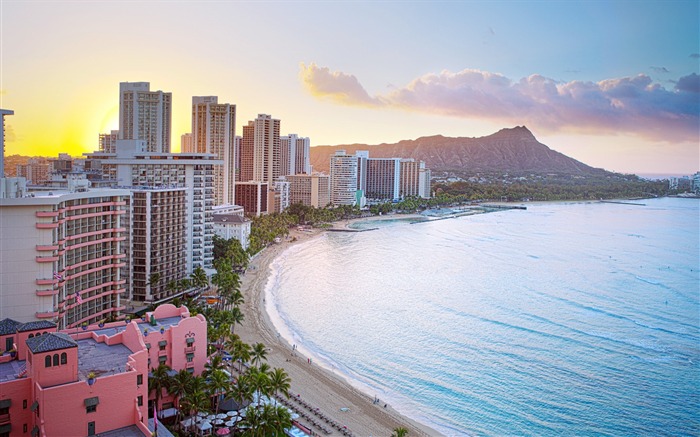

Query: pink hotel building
<box><xmin>0</xmin><ymin>304</ymin><xmax>207</xmax><ymax>437</ymax></box>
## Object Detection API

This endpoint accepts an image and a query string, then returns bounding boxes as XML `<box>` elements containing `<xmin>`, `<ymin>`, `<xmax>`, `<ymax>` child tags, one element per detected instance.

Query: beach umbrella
<box><xmin>225</xmin><ymin>420</ymin><xmax>235</xmax><ymax>427</ymax></box>
<box><xmin>213</xmin><ymin>419</ymin><xmax>225</xmax><ymax>425</ymax></box>
<box><xmin>216</xmin><ymin>413</ymin><xmax>227</xmax><ymax>419</ymax></box>
<box><xmin>216</xmin><ymin>428</ymin><xmax>230</xmax><ymax>436</ymax></box>
<box><xmin>197</xmin><ymin>412</ymin><xmax>208</xmax><ymax>417</ymax></box>
<box><xmin>207</xmin><ymin>414</ymin><xmax>217</xmax><ymax>420</ymax></box>
<box><xmin>226</xmin><ymin>411</ymin><xmax>236</xmax><ymax>417</ymax></box>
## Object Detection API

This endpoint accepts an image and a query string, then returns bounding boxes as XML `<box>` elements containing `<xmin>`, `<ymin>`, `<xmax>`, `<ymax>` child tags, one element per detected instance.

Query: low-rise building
<box><xmin>0</xmin><ymin>304</ymin><xmax>207</xmax><ymax>437</ymax></box>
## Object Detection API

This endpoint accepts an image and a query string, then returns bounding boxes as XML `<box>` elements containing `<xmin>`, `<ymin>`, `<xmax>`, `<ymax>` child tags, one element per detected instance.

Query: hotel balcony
<box><xmin>0</xmin><ymin>413</ymin><xmax>9</xmax><ymax>424</ymax></box>
<box><xmin>35</xmin><ymin>211</ymin><xmax>58</xmax><ymax>218</ymax></box>
<box><xmin>36</xmin><ymin>278</ymin><xmax>59</xmax><ymax>286</ymax></box>
<box><xmin>36</xmin><ymin>255</ymin><xmax>60</xmax><ymax>263</ymax></box>
<box><xmin>36</xmin><ymin>289</ymin><xmax>59</xmax><ymax>297</ymax></box>
<box><xmin>36</xmin><ymin>222</ymin><xmax>58</xmax><ymax>229</ymax></box>
<box><xmin>36</xmin><ymin>310</ymin><xmax>59</xmax><ymax>319</ymax></box>
<box><xmin>185</xmin><ymin>345</ymin><xmax>196</xmax><ymax>353</ymax></box>
<box><xmin>36</xmin><ymin>244</ymin><xmax>59</xmax><ymax>251</ymax></box>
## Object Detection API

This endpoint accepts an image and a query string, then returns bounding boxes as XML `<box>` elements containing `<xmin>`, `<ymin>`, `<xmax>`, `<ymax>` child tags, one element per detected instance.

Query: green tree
<box><xmin>250</xmin><ymin>342</ymin><xmax>268</xmax><ymax>367</ymax></box>
<box><xmin>208</xmin><ymin>368</ymin><xmax>230</xmax><ymax>413</ymax></box>
<box><xmin>149</xmin><ymin>363</ymin><xmax>172</xmax><ymax>413</ymax></box>
<box><xmin>392</xmin><ymin>427</ymin><xmax>409</xmax><ymax>437</ymax></box>
<box><xmin>268</xmin><ymin>367</ymin><xmax>291</xmax><ymax>406</ymax></box>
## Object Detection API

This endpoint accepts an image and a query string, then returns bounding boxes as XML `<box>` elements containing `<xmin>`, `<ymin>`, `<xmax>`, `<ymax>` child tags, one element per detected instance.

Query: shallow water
<box><xmin>266</xmin><ymin>198</ymin><xmax>700</xmax><ymax>436</ymax></box>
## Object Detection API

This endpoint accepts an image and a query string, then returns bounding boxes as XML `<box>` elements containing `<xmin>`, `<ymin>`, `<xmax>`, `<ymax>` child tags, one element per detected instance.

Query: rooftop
<box><xmin>77</xmin><ymin>338</ymin><xmax>132</xmax><ymax>381</ymax></box>
<box><xmin>0</xmin><ymin>359</ymin><xmax>26</xmax><ymax>382</ymax></box>
<box><xmin>26</xmin><ymin>333</ymin><xmax>77</xmax><ymax>353</ymax></box>
<box><xmin>0</xmin><ymin>318</ymin><xmax>21</xmax><ymax>336</ymax></box>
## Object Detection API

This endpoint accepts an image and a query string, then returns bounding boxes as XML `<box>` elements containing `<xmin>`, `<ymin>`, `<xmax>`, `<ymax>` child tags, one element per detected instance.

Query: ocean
<box><xmin>265</xmin><ymin>198</ymin><xmax>700</xmax><ymax>436</ymax></box>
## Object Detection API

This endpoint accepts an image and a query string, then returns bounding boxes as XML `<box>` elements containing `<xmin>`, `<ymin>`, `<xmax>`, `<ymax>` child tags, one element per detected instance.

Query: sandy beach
<box><xmin>235</xmin><ymin>216</ymin><xmax>441</xmax><ymax>437</ymax></box>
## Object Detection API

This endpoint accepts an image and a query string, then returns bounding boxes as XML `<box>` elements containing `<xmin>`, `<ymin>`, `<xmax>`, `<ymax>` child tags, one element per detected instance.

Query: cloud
<box><xmin>299</xmin><ymin>63</ymin><xmax>381</xmax><ymax>107</ymax></box>
<box><xmin>300</xmin><ymin>64</ymin><xmax>699</xmax><ymax>142</ymax></box>
<box><xmin>650</xmin><ymin>66</ymin><xmax>670</xmax><ymax>73</ymax></box>
<box><xmin>690</xmin><ymin>53</ymin><xmax>700</xmax><ymax>59</ymax></box>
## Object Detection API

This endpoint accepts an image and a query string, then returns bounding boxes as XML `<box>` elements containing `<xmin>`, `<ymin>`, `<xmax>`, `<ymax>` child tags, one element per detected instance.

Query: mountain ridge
<box><xmin>310</xmin><ymin>126</ymin><xmax>607</xmax><ymax>176</ymax></box>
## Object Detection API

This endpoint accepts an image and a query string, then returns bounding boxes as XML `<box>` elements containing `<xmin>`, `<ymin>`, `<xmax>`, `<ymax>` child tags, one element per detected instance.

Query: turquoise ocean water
<box><xmin>265</xmin><ymin>198</ymin><xmax>699</xmax><ymax>436</ymax></box>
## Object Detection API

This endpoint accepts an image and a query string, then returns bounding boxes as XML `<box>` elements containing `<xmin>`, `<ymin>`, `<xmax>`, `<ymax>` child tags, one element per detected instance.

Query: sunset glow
<box><xmin>1</xmin><ymin>1</ymin><xmax>698</xmax><ymax>174</ymax></box>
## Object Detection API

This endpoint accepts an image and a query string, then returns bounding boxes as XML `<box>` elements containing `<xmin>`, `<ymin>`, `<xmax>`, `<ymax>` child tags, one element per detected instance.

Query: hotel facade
<box><xmin>0</xmin><ymin>304</ymin><xmax>208</xmax><ymax>437</ymax></box>
<box><xmin>0</xmin><ymin>189</ymin><xmax>131</xmax><ymax>329</ymax></box>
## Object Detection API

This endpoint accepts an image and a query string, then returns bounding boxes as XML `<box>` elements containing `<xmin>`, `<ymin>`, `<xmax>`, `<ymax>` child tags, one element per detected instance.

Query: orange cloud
<box><xmin>300</xmin><ymin>64</ymin><xmax>700</xmax><ymax>143</ymax></box>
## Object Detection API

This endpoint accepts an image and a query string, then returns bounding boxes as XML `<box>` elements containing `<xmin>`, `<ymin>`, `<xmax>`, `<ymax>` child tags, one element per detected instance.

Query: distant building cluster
<box><xmin>0</xmin><ymin>80</ymin><xmax>431</xmax><ymax>329</ymax></box>
<box><xmin>669</xmin><ymin>173</ymin><xmax>700</xmax><ymax>194</ymax></box>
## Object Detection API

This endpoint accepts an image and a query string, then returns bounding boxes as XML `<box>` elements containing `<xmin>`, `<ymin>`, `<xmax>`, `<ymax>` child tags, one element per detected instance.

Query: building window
<box><xmin>23</xmin><ymin>424</ymin><xmax>27</xmax><ymax>433</ymax></box>
<box><xmin>137</xmin><ymin>396</ymin><xmax>143</xmax><ymax>407</ymax></box>
<box><xmin>45</xmin><ymin>356</ymin><xmax>51</xmax><ymax>368</ymax></box>
<box><xmin>158</xmin><ymin>356</ymin><xmax>167</xmax><ymax>364</ymax></box>
<box><xmin>84</xmin><ymin>397</ymin><xmax>99</xmax><ymax>414</ymax></box>
<box><xmin>52</xmin><ymin>354</ymin><xmax>59</xmax><ymax>366</ymax></box>
<box><xmin>186</xmin><ymin>353</ymin><xmax>195</xmax><ymax>363</ymax></box>
<box><xmin>23</xmin><ymin>400</ymin><xmax>27</xmax><ymax>409</ymax></box>
<box><xmin>137</xmin><ymin>374</ymin><xmax>143</xmax><ymax>385</ymax></box>
<box><xmin>28</xmin><ymin>334</ymin><xmax>34</xmax><ymax>338</ymax></box>
<box><xmin>60</xmin><ymin>353</ymin><xmax>67</xmax><ymax>365</ymax></box>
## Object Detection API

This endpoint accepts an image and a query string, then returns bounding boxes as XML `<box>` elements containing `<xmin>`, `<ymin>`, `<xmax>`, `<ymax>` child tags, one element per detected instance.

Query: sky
<box><xmin>1</xmin><ymin>1</ymin><xmax>698</xmax><ymax>175</ymax></box>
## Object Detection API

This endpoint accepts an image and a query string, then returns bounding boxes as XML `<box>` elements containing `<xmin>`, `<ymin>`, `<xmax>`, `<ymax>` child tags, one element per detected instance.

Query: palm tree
<box><xmin>181</xmin><ymin>389</ymin><xmax>210</xmax><ymax>434</ymax></box>
<box><xmin>248</xmin><ymin>367</ymin><xmax>271</xmax><ymax>408</ymax></box>
<box><xmin>268</xmin><ymin>404</ymin><xmax>293</xmax><ymax>435</ymax></box>
<box><xmin>190</xmin><ymin>265</ymin><xmax>208</xmax><ymax>294</ymax></box>
<box><xmin>229</xmin><ymin>306</ymin><xmax>245</xmax><ymax>337</ymax></box>
<box><xmin>149</xmin><ymin>363</ymin><xmax>172</xmax><ymax>415</ymax></box>
<box><xmin>267</xmin><ymin>368</ymin><xmax>291</xmax><ymax>406</ymax></box>
<box><xmin>168</xmin><ymin>369</ymin><xmax>193</xmax><ymax>429</ymax></box>
<box><xmin>203</xmin><ymin>355</ymin><xmax>225</xmax><ymax>378</ymax></box>
<box><xmin>208</xmin><ymin>369</ymin><xmax>230</xmax><ymax>413</ymax></box>
<box><xmin>232</xmin><ymin>340</ymin><xmax>252</xmax><ymax>374</ymax></box>
<box><xmin>250</xmin><ymin>343</ymin><xmax>267</xmax><ymax>367</ymax></box>
<box><xmin>392</xmin><ymin>427</ymin><xmax>409</xmax><ymax>437</ymax></box>
<box><xmin>227</xmin><ymin>374</ymin><xmax>254</xmax><ymax>420</ymax></box>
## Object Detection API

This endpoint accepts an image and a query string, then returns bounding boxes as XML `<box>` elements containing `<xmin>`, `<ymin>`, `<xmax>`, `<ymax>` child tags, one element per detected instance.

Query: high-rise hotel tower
<box><xmin>119</xmin><ymin>82</ymin><xmax>172</xmax><ymax>153</ymax></box>
<box><xmin>191</xmin><ymin>96</ymin><xmax>236</xmax><ymax>206</ymax></box>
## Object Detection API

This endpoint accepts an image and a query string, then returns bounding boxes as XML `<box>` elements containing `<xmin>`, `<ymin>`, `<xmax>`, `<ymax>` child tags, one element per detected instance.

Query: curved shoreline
<box><xmin>236</xmin><ymin>218</ymin><xmax>441</xmax><ymax>437</ymax></box>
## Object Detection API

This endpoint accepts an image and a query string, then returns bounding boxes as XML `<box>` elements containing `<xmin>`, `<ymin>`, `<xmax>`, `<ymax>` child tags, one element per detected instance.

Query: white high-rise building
<box><xmin>280</xmin><ymin>134</ymin><xmax>311</xmax><ymax>176</ymax></box>
<box><xmin>239</xmin><ymin>114</ymin><xmax>280</xmax><ymax>183</ymax></box>
<box><xmin>329</xmin><ymin>150</ymin><xmax>360</xmax><ymax>206</ymax></box>
<box><xmin>84</xmin><ymin>140</ymin><xmax>222</xmax><ymax>278</ymax></box>
<box><xmin>1</xmin><ymin>108</ymin><xmax>14</xmax><ymax>179</ymax></box>
<box><xmin>181</xmin><ymin>133</ymin><xmax>193</xmax><ymax>153</ymax></box>
<box><xmin>192</xmin><ymin>96</ymin><xmax>236</xmax><ymax>206</ymax></box>
<box><xmin>119</xmin><ymin>82</ymin><xmax>172</xmax><ymax>153</ymax></box>
<box><xmin>0</xmin><ymin>188</ymin><xmax>130</xmax><ymax>328</ymax></box>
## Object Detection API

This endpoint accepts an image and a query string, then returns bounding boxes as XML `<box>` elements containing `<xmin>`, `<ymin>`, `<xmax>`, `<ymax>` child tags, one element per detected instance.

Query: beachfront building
<box><xmin>119</xmin><ymin>82</ymin><xmax>172</xmax><ymax>154</ymax></box>
<box><xmin>0</xmin><ymin>304</ymin><xmax>207</xmax><ymax>437</ymax></box>
<box><xmin>0</xmin><ymin>188</ymin><xmax>130</xmax><ymax>330</ymax></box>
<box><xmin>269</xmin><ymin>177</ymin><xmax>291</xmax><ymax>214</ymax></box>
<box><xmin>287</xmin><ymin>174</ymin><xmax>330</xmax><ymax>208</ymax></box>
<box><xmin>235</xmin><ymin>181</ymin><xmax>268</xmax><ymax>217</ymax></box>
<box><xmin>365</xmin><ymin>158</ymin><xmax>401</xmax><ymax>201</ymax></box>
<box><xmin>191</xmin><ymin>96</ymin><xmax>237</xmax><ymax>206</ymax></box>
<box><xmin>128</xmin><ymin>187</ymin><xmax>188</xmax><ymax>303</ymax></box>
<box><xmin>212</xmin><ymin>214</ymin><xmax>251</xmax><ymax>250</ymax></box>
<box><xmin>329</xmin><ymin>150</ymin><xmax>362</xmax><ymax>206</ymax></box>
<box><xmin>84</xmin><ymin>139</ymin><xmax>222</xmax><ymax>273</ymax></box>
<box><xmin>399</xmin><ymin>159</ymin><xmax>431</xmax><ymax>199</ymax></box>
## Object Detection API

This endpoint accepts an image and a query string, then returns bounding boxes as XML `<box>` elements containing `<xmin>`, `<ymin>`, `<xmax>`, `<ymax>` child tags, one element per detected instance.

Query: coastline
<box><xmin>235</xmin><ymin>215</ymin><xmax>441</xmax><ymax>437</ymax></box>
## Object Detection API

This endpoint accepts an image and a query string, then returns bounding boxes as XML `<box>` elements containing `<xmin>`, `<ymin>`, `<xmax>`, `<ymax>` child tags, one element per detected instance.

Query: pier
<box><xmin>599</xmin><ymin>200</ymin><xmax>646</xmax><ymax>206</ymax></box>
<box><xmin>326</xmin><ymin>227</ymin><xmax>379</xmax><ymax>232</ymax></box>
